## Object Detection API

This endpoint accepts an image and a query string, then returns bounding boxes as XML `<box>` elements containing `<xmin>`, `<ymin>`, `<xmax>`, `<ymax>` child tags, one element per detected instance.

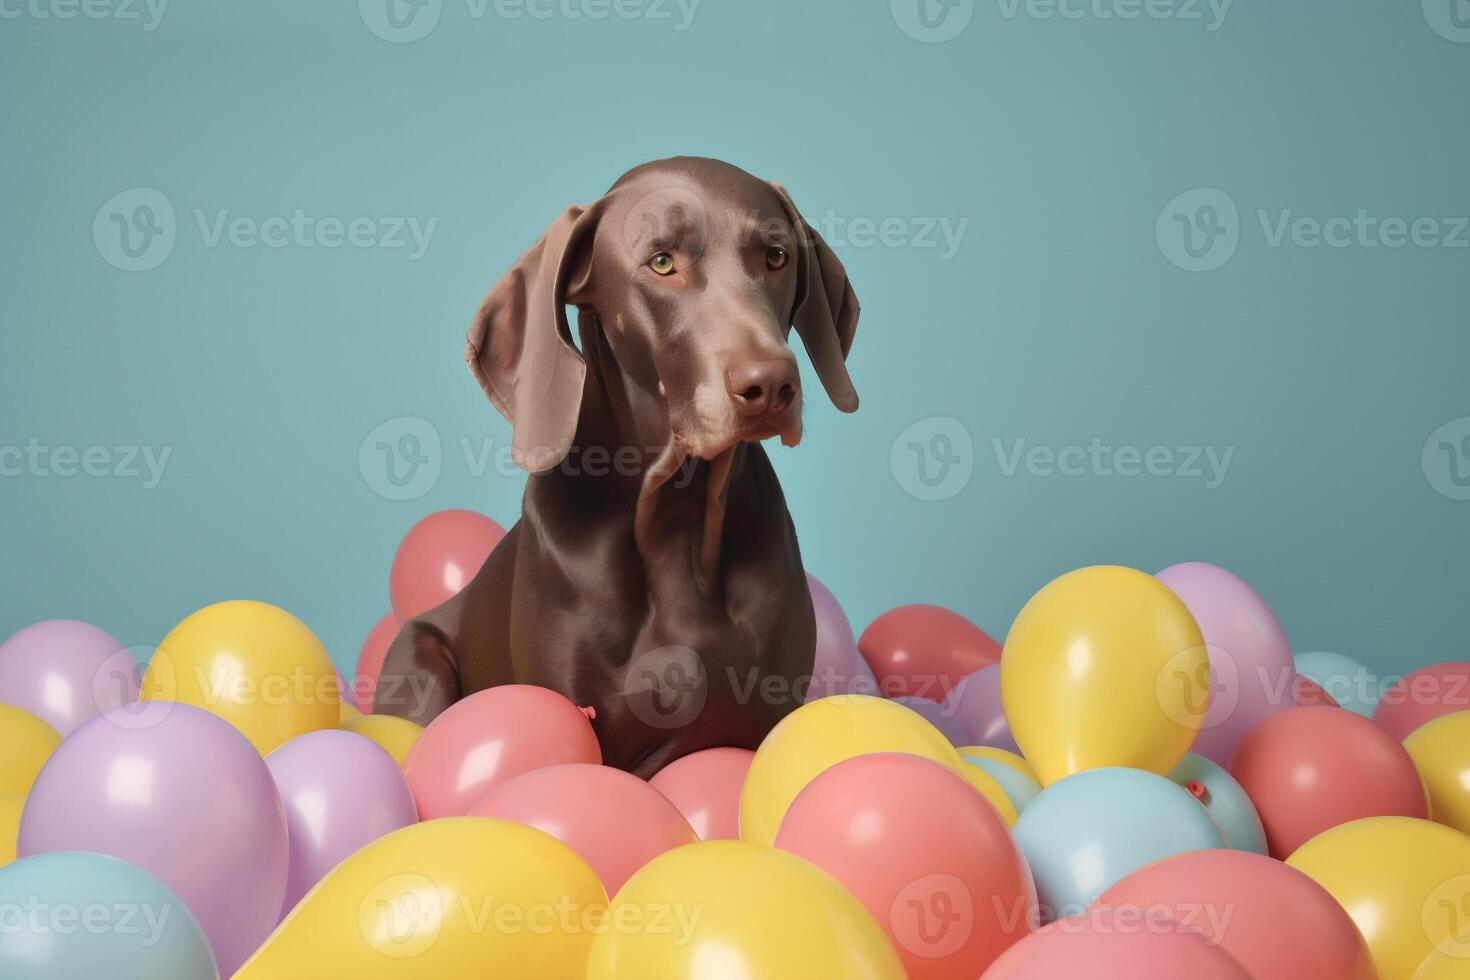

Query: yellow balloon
<box><xmin>739</xmin><ymin>695</ymin><xmax>976</xmax><ymax>846</ymax></box>
<box><xmin>958</xmin><ymin>745</ymin><xmax>1039</xmax><ymax>783</ymax></box>
<box><xmin>1413</xmin><ymin>948</ymin><xmax>1470</xmax><ymax>980</ymax></box>
<box><xmin>0</xmin><ymin>794</ymin><xmax>24</xmax><ymax>867</ymax></box>
<box><xmin>1287</xmin><ymin>817</ymin><xmax>1470</xmax><ymax>979</ymax></box>
<box><xmin>235</xmin><ymin>817</ymin><xmax>606</xmax><ymax>980</ymax></box>
<box><xmin>1406</xmin><ymin>710</ymin><xmax>1470</xmax><ymax>834</ymax></box>
<box><xmin>342</xmin><ymin>714</ymin><xmax>424</xmax><ymax>767</ymax></box>
<box><xmin>0</xmin><ymin>705</ymin><xmax>61</xmax><ymax>797</ymax></box>
<box><xmin>958</xmin><ymin>761</ymin><xmax>1019</xmax><ymax>826</ymax></box>
<box><xmin>1001</xmin><ymin>565</ymin><xmax>1208</xmax><ymax>786</ymax></box>
<box><xmin>141</xmin><ymin>600</ymin><xmax>339</xmax><ymax>755</ymax></box>
<box><xmin>340</xmin><ymin>701</ymin><xmax>363</xmax><ymax>723</ymax></box>
<box><xmin>586</xmin><ymin>840</ymin><xmax>905</xmax><ymax>979</ymax></box>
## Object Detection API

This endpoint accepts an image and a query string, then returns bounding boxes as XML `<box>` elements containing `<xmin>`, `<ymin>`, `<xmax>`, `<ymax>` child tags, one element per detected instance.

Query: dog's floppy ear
<box><xmin>465</xmin><ymin>201</ymin><xmax>605</xmax><ymax>472</ymax></box>
<box><xmin>770</xmin><ymin>181</ymin><xmax>860</xmax><ymax>413</ymax></box>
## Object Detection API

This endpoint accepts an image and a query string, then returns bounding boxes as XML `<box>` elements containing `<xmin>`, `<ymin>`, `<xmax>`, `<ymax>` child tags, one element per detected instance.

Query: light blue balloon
<box><xmin>961</xmin><ymin>754</ymin><xmax>1040</xmax><ymax>813</ymax></box>
<box><xmin>1167</xmin><ymin>753</ymin><xmax>1267</xmax><ymax>855</ymax></box>
<box><xmin>0</xmin><ymin>852</ymin><xmax>218</xmax><ymax>980</ymax></box>
<box><xmin>1012</xmin><ymin>767</ymin><xmax>1224</xmax><ymax>919</ymax></box>
<box><xmin>1294</xmin><ymin>650</ymin><xmax>1386</xmax><ymax>718</ymax></box>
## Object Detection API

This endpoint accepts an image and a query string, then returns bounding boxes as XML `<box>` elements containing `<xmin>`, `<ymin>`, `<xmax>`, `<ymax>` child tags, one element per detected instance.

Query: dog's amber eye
<box><xmin>649</xmin><ymin>252</ymin><xmax>676</xmax><ymax>276</ymax></box>
<box><xmin>766</xmin><ymin>246</ymin><xmax>788</xmax><ymax>270</ymax></box>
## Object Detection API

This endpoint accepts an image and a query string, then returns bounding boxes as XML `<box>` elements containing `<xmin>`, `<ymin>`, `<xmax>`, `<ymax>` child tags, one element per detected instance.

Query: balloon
<box><xmin>648</xmin><ymin>746</ymin><xmax>753</xmax><ymax>840</ymax></box>
<box><xmin>1099</xmin><ymin>849</ymin><xmax>1375</xmax><ymax>980</ymax></box>
<box><xmin>0</xmin><ymin>851</ymin><xmax>219</xmax><ymax>980</ymax></box>
<box><xmin>1406</xmin><ymin>710</ymin><xmax>1470</xmax><ymax>834</ymax></box>
<box><xmin>1154</xmin><ymin>563</ymin><xmax>1294</xmax><ymax>767</ymax></box>
<box><xmin>339</xmin><ymin>700</ymin><xmax>361</xmax><ymax>722</ymax></box>
<box><xmin>353</xmin><ymin>611</ymin><xmax>399</xmax><ymax>711</ymax></box>
<box><xmin>803</xmin><ymin>573</ymin><xmax>878</xmax><ymax>699</ymax></box>
<box><xmin>858</xmin><ymin>603</ymin><xmax>1001</xmax><ymax>701</ymax></box>
<box><xmin>1230</xmin><ymin>706</ymin><xmax>1427</xmax><ymax>858</ymax></box>
<box><xmin>389</xmin><ymin>509</ymin><xmax>505</xmax><ymax>622</ymax></box>
<box><xmin>469</xmin><ymin>763</ymin><xmax>696</xmax><ymax>895</ymax></box>
<box><xmin>962</xmin><ymin>747</ymin><xmax>1041</xmax><ymax>812</ymax></box>
<box><xmin>1295</xmin><ymin>650</ymin><xmax>1381</xmax><ymax>717</ymax></box>
<box><xmin>0</xmin><ymin>794</ymin><xmax>21</xmax><ymax>866</ymax></box>
<box><xmin>18</xmin><ymin>704</ymin><xmax>288</xmax><ymax>976</ymax></box>
<box><xmin>775</xmin><ymin>753</ymin><xmax>1035</xmax><ymax>978</ymax></box>
<box><xmin>235</xmin><ymin>817</ymin><xmax>606</xmax><ymax>980</ymax></box>
<box><xmin>0</xmin><ymin>705</ymin><xmax>60</xmax><ymax>797</ymax></box>
<box><xmin>892</xmin><ymin>694</ymin><xmax>968</xmax><ymax>744</ymax></box>
<box><xmin>0</xmin><ymin>619</ymin><xmax>138</xmax><ymax>736</ymax></box>
<box><xmin>738</xmin><ymin>694</ymin><xmax>978</xmax><ymax>846</ymax></box>
<box><xmin>1002</xmin><ymin>566</ymin><xmax>1209</xmax><ymax>786</ymax></box>
<box><xmin>1011</xmin><ymin>767</ymin><xmax>1223</xmax><ymax>918</ymax></box>
<box><xmin>140</xmin><ymin>600</ymin><xmax>339</xmax><ymax>755</ymax></box>
<box><xmin>404</xmin><ymin>685</ymin><xmax>601</xmax><ymax>819</ymax></box>
<box><xmin>342</xmin><ymin>713</ymin><xmax>423</xmax><ymax>766</ymax></box>
<box><xmin>983</xmin><ymin>909</ymin><xmax>1252</xmax><ymax>980</ymax></box>
<box><xmin>1374</xmin><ymin>661</ymin><xmax>1470</xmax><ymax>741</ymax></box>
<box><xmin>584</xmin><ymin>840</ymin><xmax>905</xmax><ymax>979</ymax></box>
<box><xmin>943</xmin><ymin>664</ymin><xmax>1019</xmax><ymax>752</ymax></box>
<box><xmin>1292</xmin><ymin>672</ymin><xmax>1339</xmax><ymax>707</ymax></box>
<box><xmin>1167</xmin><ymin>753</ymin><xmax>1267</xmax><ymax>854</ymax></box>
<box><xmin>266</xmin><ymin>729</ymin><xmax>419</xmax><ymax>912</ymax></box>
<box><xmin>1415</xmin><ymin>948</ymin><xmax>1470</xmax><ymax>979</ymax></box>
<box><xmin>1288</xmin><ymin>817</ymin><xmax>1470</xmax><ymax>980</ymax></box>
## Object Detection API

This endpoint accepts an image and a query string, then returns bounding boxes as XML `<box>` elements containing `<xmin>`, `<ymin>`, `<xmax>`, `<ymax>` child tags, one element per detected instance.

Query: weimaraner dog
<box><xmin>374</xmin><ymin>156</ymin><xmax>859</xmax><ymax>776</ymax></box>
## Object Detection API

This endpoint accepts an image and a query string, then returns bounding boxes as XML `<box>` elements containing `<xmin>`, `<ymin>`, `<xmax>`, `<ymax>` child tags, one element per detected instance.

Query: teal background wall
<box><xmin>2</xmin><ymin>1</ymin><xmax>1467</xmax><ymax>679</ymax></box>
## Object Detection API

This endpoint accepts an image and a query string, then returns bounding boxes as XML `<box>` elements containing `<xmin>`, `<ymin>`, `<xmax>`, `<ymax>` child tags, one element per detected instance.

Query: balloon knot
<box><xmin>1186</xmin><ymin>779</ymin><xmax>1208</xmax><ymax>803</ymax></box>
<box><xmin>579</xmin><ymin>705</ymin><xmax>597</xmax><ymax>721</ymax></box>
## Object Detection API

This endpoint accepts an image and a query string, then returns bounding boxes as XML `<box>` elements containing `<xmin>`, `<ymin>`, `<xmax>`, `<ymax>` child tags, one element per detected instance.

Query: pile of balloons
<box><xmin>2</xmin><ymin>511</ymin><xmax>1470</xmax><ymax>979</ymax></box>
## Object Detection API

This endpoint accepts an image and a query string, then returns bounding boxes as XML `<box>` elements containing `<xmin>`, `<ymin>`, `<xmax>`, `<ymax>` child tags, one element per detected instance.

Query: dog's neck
<box><xmin>565</xmin><ymin>311</ymin><xmax>741</xmax><ymax>593</ymax></box>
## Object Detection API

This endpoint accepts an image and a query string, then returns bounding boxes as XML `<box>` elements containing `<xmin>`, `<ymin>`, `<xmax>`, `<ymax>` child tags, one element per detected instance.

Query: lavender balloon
<box><xmin>17</xmin><ymin>703</ymin><xmax>288</xmax><ymax>977</ymax></box>
<box><xmin>0</xmin><ymin>619</ymin><xmax>139</xmax><ymax>736</ymax></box>
<box><xmin>943</xmin><ymin>664</ymin><xmax>1020</xmax><ymax>752</ymax></box>
<box><xmin>1156</xmin><ymin>562</ymin><xmax>1295</xmax><ymax>767</ymax></box>
<box><xmin>266</xmin><ymin>730</ymin><xmax>418</xmax><ymax>912</ymax></box>
<box><xmin>893</xmin><ymin>695</ymin><xmax>969</xmax><ymax>745</ymax></box>
<box><xmin>803</xmin><ymin>573</ymin><xmax>880</xmax><ymax>700</ymax></box>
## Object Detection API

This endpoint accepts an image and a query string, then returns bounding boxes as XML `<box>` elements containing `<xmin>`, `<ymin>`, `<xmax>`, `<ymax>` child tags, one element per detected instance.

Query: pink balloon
<box><xmin>775</xmin><ymin>753</ymin><xmax>1036</xmax><ymax>980</ymax></box>
<box><xmin>469</xmin><ymin>763</ymin><xmax>696</xmax><ymax>895</ymax></box>
<box><xmin>353</xmin><ymin>611</ymin><xmax>399</xmax><ymax>711</ymax></box>
<box><xmin>0</xmin><ymin>619</ymin><xmax>139</xmax><ymax>736</ymax></box>
<box><xmin>804</xmin><ymin>573</ymin><xmax>879</xmax><ymax>700</ymax></box>
<box><xmin>266</xmin><ymin>730</ymin><xmax>419</xmax><ymax>913</ymax></box>
<box><xmin>1373</xmin><ymin>661</ymin><xmax>1470</xmax><ymax>741</ymax></box>
<box><xmin>942</xmin><ymin>664</ymin><xmax>1020</xmax><ymax>752</ymax></box>
<box><xmin>1292</xmin><ymin>673</ymin><xmax>1339</xmax><ymax>708</ymax></box>
<box><xmin>18</xmin><ymin>704</ymin><xmax>288</xmax><ymax>977</ymax></box>
<box><xmin>403</xmin><ymin>684</ymin><xmax>601</xmax><ymax>819</ymax></box>
<box><xmin>985</xmin><ymin>910</ymin><xmax>1253</xmax><ymax>980</ymax></box>
<box><xmin>1156</xmin><ymin>563</ymin><xmax>1295</xmax><ymax>767</ymax></box>
<box><xmin>389</xmin><ymin>509</ymin><xmax>505</xmax><ymax>621</ymax></box>
<box><xmin>648</xmin><ymin>747</ymin><xmax>753</xmax><ymax>840</ymax></box>
<box><xmin>1098</xmin><ymin>849</ymin><xmax>1376</xmax><ymax>980</ymax></box>
<box><xmin>858</xmin><ymin>604</ymin><xmax>1001</xmax><ymax>702</ymax></box>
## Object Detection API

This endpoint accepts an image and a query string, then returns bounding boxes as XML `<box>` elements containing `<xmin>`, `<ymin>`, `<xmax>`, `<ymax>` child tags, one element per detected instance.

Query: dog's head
<box><xmin>466</xmin><ymin>157</ymin><xmax>860</xmax><ymax>471</ymax></box>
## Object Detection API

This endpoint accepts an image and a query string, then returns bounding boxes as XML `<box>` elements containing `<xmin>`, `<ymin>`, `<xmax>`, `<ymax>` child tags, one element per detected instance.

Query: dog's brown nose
<box><xmin>726</xmin><ymin>359</ymin><xmax>799</xmax><ymax>418</ymax></box>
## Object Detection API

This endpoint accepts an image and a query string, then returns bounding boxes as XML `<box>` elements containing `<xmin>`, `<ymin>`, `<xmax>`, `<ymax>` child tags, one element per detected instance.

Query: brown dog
<box><xmin>374</xmin><ymin>157</ymin><xmax>859</xmax><ymax>776</ymax></box>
